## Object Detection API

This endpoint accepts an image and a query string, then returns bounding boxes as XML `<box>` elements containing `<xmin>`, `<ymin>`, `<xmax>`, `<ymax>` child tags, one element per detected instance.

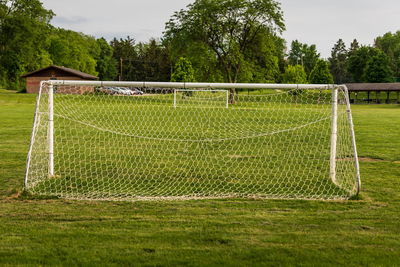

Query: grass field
<box><xmin>0</xmin><ymin>89</ymin><xmax>400</xmax><ymax>266</ymax></box>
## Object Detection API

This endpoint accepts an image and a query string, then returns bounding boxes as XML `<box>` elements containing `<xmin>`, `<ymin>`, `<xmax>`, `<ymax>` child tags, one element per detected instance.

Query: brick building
<box><xmin>21</xmin><ymin>65</ymin><xmax>98</xmax><ymax>93</ymax></box>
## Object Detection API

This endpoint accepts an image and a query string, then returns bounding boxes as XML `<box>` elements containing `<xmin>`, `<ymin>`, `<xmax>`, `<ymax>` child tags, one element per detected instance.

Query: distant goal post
<box><xmin>25</xmin><ymin>81</ymin><xmax>361</xmax><ymax>201</ymax></box>
<box><xmin>173</xmin><ymin>89</ymin><xmax>229</xmax><ymax>109</ymax></box>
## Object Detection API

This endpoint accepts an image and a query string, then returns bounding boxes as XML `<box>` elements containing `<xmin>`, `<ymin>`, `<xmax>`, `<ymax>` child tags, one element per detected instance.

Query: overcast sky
<box><xmin>41</xmin><ymin>0</ymin><xmax>400</xmax><ymax>58</ymax></box>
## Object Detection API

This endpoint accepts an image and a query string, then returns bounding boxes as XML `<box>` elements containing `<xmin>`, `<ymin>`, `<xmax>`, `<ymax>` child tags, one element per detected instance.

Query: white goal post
<box><xmin>25</xmin><ymin>81</ymin><xmax>361</xmax><ymax>201</ymax></box>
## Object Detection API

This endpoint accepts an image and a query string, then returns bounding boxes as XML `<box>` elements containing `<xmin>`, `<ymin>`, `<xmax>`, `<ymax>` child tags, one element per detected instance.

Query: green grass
<box><xmin>1</xmin><ymin>89</ymin><xmax>400</xmax><ymax>266</ymax></box>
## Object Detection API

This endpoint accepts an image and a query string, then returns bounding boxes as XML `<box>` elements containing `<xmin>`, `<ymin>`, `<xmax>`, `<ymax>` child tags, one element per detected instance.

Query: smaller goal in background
<box><xmin>173</xmin><ymin>89</ymin><xmax>229</xmax><ymax>109</ymax></box>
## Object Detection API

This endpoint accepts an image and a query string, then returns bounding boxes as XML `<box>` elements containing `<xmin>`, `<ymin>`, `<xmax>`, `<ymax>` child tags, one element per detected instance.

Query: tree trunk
<box><xmin>229</xmin><ymin>88</ymin><xmax>236</xmax><ymax>104</ymax></box>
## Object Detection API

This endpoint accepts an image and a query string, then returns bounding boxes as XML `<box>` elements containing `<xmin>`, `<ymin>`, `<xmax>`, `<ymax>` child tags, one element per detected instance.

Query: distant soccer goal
<box><xmin>25</xmin><ymin>81</ymin><xmax>361</xmax><ymax>201</ymax></box>
<box><xmin>173</xmin><ymin>89</ymin><xmax>229</xmax><ymax>109</ymax></box>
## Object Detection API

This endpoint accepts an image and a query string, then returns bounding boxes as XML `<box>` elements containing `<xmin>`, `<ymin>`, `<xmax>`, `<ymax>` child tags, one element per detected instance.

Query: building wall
<box><xmin>26</xmin><ymin>76</ymin><xmax>91</xmax><ymax>93</ymax></box>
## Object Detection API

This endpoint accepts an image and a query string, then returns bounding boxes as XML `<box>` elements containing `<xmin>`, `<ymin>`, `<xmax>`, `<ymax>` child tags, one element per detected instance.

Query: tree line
<box><xmin>1</xmin><ymin>0</ymin><xmax>399</xmax><ymax>91</ymax></box>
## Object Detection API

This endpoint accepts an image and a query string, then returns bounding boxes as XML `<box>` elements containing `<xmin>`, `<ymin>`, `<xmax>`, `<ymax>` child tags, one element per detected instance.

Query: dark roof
<box><xmin>21</xmin><ymin>65</ymin><xmax>98</xmax><ymax>80</ymax></box>
<box><xmin>345</xmin><ymin>83</ymin><xmax>400</xmax><ymax>91</ymax></box>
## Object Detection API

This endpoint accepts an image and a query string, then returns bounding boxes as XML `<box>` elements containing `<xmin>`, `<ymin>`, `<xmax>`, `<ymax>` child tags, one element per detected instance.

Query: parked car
<box><xmin>98</xmin><ymin>87</ymin><xmax>143</xmax><ymax>96</ymax></box>
<box><xmin>132</xmin><ymin>88</ymin><xmax>144</xmax><ymax>95</ymax></box>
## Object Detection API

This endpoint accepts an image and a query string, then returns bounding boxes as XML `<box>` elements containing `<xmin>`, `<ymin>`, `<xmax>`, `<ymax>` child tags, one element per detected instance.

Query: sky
<box><xmin>41</xmin><ymin>0</ymin><xmax>400</xmax><ymax>58</ymax></box>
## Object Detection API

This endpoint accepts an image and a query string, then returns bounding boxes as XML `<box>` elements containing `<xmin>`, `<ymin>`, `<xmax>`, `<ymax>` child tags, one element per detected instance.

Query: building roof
<box><xmin>21</xmin><ymin>65</ymin><xmax>98</xmax><ymax>80</ymax></box>
<box><xmin>345</xmin><ymin>83</ymin><xmax>400</xmax><ymax>91</ymax></box>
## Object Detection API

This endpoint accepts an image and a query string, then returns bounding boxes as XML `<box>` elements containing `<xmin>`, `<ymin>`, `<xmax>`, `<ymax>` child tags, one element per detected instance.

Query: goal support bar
<box><xmin>45</xmin><ymin>80</ymin><xmax>336</xmax><ymax>90</ymax></box>
<box><xmin>330</xmin><ymin>87</ymin><xmax>338</xmax><ymax>184</ymax></box>
<box><xmin>48</xmin><ymin>83</ymin><xmax>54</xmax><ymax>177</ymax></box>
<box><xmin>342</xmin><ymin>85</ymin><xmax>361</xmax><ymax>193</ymax></box>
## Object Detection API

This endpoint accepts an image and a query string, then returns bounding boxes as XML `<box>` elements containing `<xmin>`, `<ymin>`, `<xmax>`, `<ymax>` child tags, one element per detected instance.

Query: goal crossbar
<box><xmin>44</xmin><ymin>80</ymin><xmax>337</xmax><ymax>90</ymax></box>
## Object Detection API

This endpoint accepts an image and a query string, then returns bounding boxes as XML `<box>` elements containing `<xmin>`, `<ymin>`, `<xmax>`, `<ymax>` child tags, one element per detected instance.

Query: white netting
<box><xmin>25</xmin><ymin>82</ymin><xmax>360</xmax><ymax>201</ymax></box>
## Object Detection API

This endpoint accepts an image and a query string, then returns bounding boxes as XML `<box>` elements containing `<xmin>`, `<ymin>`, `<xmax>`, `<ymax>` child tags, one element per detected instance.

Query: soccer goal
<box><xmin>25</xmin><ymin>81</ymin><xmax>361</xmax><ymax>201</ymax></box>
<box><xmin>173</xmin><ymin>89</ymin><xmax>229</xmax><ymax>109</ymax></box>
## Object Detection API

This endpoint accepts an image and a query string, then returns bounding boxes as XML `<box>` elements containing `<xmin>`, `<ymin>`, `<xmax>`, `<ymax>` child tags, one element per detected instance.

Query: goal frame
<box><xmin>24</xmin><ymin>81</ymin><xmax>361</xmax><ymax>198</ymax></box>
<box><xmin>173</xmin><ymin>89</ymin><xmax>229</xmax><ymax>109</ymax></box>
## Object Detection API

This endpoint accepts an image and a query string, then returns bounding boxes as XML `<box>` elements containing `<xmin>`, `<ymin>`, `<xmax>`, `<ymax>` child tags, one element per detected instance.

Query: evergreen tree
<box><xmin>136</xmin><ymin>39</ymin><xmax>171</xmax><ymax>82</ymax></box>
<box><xmin>110</xmin><ymin>36</ymin><xmax>138</xmax><ymax>81</ymax></box>
<box><xmin>329</xmin><ymin>39</ymin><xmax>349</xmax><ymax>83</ymax></box>
<box><xmin>349</xmin><ymin>39</ymin><xmax>360</xmax><ymax>56</ymax></box>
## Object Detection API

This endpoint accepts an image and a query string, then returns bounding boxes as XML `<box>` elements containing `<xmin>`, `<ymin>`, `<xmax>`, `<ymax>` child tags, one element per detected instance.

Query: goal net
<box><xmin>25</xmin><ymin>81</ymin><xmax>361</xmax><ymax>201</ymax></box>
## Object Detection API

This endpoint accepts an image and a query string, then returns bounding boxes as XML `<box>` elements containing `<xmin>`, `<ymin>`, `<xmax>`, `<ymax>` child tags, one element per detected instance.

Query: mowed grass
<box><xmin>0</xmin><ymin>89</ymin><xmax>400</xmax><ymax>266</ymax></box>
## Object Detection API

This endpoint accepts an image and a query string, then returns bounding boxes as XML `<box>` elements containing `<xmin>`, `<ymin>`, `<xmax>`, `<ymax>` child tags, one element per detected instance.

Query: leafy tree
<box><xmin>302</xmin><ymin>44</ymin><xmax>320</xmax><ymax>76</ymax></box>
<box><xmin>0</xmin><ymin>0</ymin><xmax>54</xmax><ymax>89</ymax></box>
<box><xmin>287</xmin><ymin>40</ymin><xmax>303</xmax><ymax>66</ymax></box>
<box><xmin>329</xmin><ymin>39</ymin><xmax>349</xmax><ymax>84</ymax></box>
<box><xmin>95</xmin><ymin>38</ymin><xmax>118</xmax><ymax>80</ymax></box>
<box><xmin>309</xmin><ymin>60</ymin><xmax>333</xmax><ymax>84</ymax></box>
<box><xmin>282</xmin><ymin>65</ymin><xmax>308</xmax><ymax>84</ymax></box>
<box><xmin>347</xmin><ymin>46</ymin><xmax>380</xmax><ymax>82</ymax></box>
<box><xmin>375</xmin><ymin>31</ymin><xmax>400</xmax><ymax>78</ymax></box>
<box><xmin>164</xmin><ymin>0</ymin><xmax>285</xmax><ymax>84</ymax></box>
<box><xmin>48</xmin><ymin>28</ymin><xmax>99</xmax><ymax>76</ymax></box>
<box><xmin>363</xmin><ymin>51</ymin><xmax>393</xmax><ymax>83</ymax></box>
<box><xmin>287</xmin><ymin>40</ymin><xmax>320</xmax><ymax>76</ymax></box>
<box><xmin>171</xmin><ymin>57</ymin><xmax>195</xmax><ymax>82</ymax></box>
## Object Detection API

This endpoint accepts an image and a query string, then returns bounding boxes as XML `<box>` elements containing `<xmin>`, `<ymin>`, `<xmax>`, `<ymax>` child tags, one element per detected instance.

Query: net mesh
<box><xmin>25</xmin><ymin>83</ymin><xmax>359</xmax><ymax>201</ymax></box>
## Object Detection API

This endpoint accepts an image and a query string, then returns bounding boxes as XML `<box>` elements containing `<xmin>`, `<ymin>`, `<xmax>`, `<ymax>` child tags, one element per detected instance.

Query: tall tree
<box><xmin>348</xmin><ymin>39</ymin><xmax>360</xmax><ymax>56</ymax></box>
<box><xmin>363</xmin><ymin>51</ymin><xmax>393</xmax><ymax>83</ymax></box>
<box><xmin>302</xmin><ymin>44</ymin><xmax>320</xmax><ymax>76</ymax></box>
<box><xmin>282</xmin><ymin>65</ymin><xmax>308</xmax><ymax>84</ymax></box>
<box><xmin>347</xmin><ymin>46</ymin><xmax>380</xmax><ymax>82</ymax></box>
<box><xmin>375</xmin><ymin>31</ymin><xmax>400</xmax><ymax>78</ymax></box>
<box><xmin>287</xmin><ymin>40</ymin><xmax>303</xmax><ymax>65</ymax></box>
<box><xmin>136</xmin><ymin>39</ymin><xmax>171</xmax><ymax>81</ymax></box>
<box><xmin>111</xmin><ymin>37</ymin><xmax>171</xmax><ymax>81</ymax></box>
<box><xmin>287</xmin><ymin>40</ymin><xmax>320</xmax><ymax>76</ymax></box>
<box><xmin>329</xmin><ymin>39</ymin><xmax>349</xmax><ymax>84</ymax></box>
<box><xmin>0</xmin><ymin>0</ymin><xmax>54</xmax><ymax>89</ymax></box>
<box><xmin>164</xmin><ymin>0</ymin><xmax>285</xmax><ymax>84</ymax></box>
<box><xmin>309</xmin><ymin>59</ymin><xmax>334</xmax><ymax>84</ymax></box>
<box><xmin>95</xmin><ymin>38</ymin><xmax>118</xmax><ymax>80</ymax></box>
<box><xmin>48</xmin><ymin>28</ymin><xmax>99</xmax><ymax>76</ymax></box>
<box><xmin>110</xmin><ymin>36</ymin><xmax>138</xmax><ymax>81</ymax></box>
